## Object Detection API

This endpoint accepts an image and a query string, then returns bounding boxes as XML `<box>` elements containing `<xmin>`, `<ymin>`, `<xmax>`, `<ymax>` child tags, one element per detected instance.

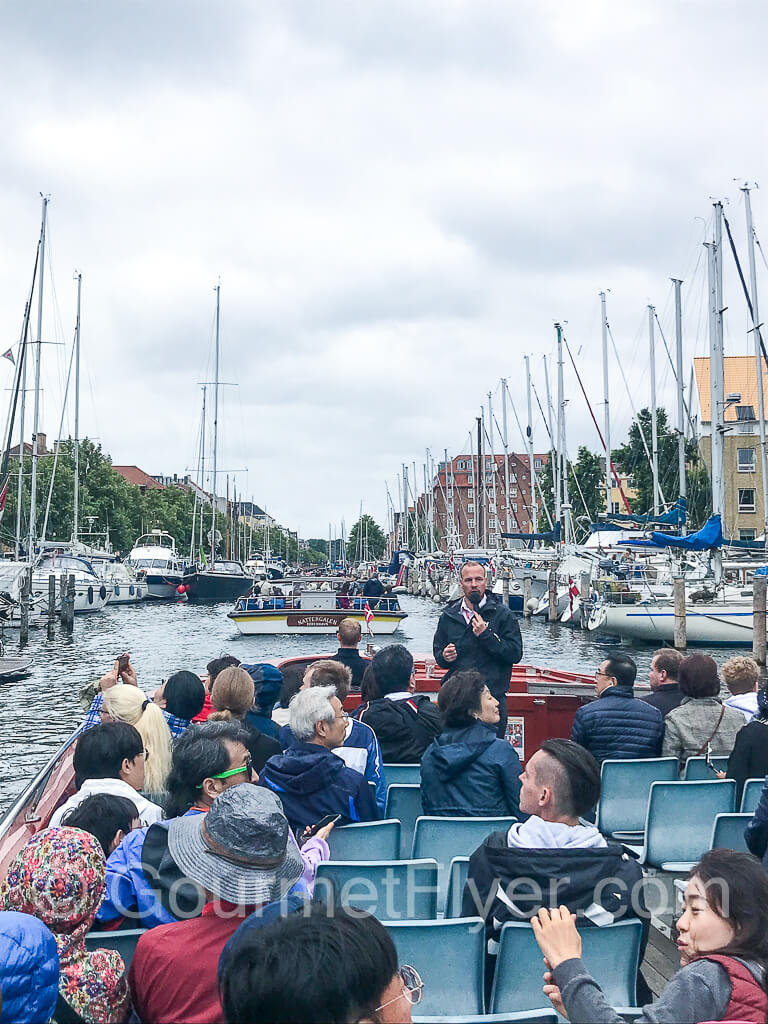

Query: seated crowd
<box><xmin>5</xmin><ymin>634</ymin><xmax>768</xmax><ymax>1023</ymax></box>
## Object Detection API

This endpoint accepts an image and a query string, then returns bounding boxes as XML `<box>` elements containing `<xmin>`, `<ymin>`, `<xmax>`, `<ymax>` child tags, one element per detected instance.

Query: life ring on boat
<box><xmin>99</xmin><ymin>585</ymin><xmax>107</xmax><ymax>600</ymax></box>
<box><xmin>114</xmin><ymin>584</ymin><xmax>121</xmax><ymax>596</ymax></box>
<box><xmin>87</xmin><ymin>586</ymin><xmax>94</xmax><ymax>605</ymax></box>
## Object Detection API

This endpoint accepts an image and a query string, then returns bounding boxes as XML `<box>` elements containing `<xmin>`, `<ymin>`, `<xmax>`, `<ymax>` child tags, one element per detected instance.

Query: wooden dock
<box><xmin>642</xmin><ymin>926</ymin><xmax>679</xmax><ymax>998</ymax></box>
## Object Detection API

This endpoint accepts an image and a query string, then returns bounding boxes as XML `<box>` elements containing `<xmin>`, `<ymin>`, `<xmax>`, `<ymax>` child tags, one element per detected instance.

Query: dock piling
<box><xmin>502</xmin><ymin>571</ymin><xmax>510</xmax><ymax>608</ymax></box>
<box><xmin>548</xmin><ymin>568</ymin><xmax>558</xmax><ymax>622</ymax></box>
<box><xmin>673</xmin><ymin>577</ymin><xmax>687</xmax><ymax>651</ymax></box>
<box><xmin>19</xmin><ymin>566</ymin><xmax>31</xmax><ymax>645</ymax></box>
<box><xmin>523</xmin><ymin>575</ymin><xmax>532</xmax><ymax>617</ymax></box>
<box><xmin>47</xmin><ymin>574</ymin><xmax>56</xmax><ymax>640</ymax></box>
<box><xmin>61</xmin><ymin>573</ymin><xmax>75</xmax><ymax>634</ymax></box>
<box><xmin>753</xmin><ymin>575</ymin><xmax>767</xmax><ymax>666</ymax></box>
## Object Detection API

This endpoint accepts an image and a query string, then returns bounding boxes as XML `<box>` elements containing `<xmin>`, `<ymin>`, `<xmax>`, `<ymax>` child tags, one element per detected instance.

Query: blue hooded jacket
<box><xmin>420</xmin><ymin>720</ymin><xmax>522</xmax><ymax>817</ymax></box>
<box><xmin>242</xmin><ymin>662</ymin><xmax>282</xmax><ymax>740</ymax></box>
<box><xmin>260</xmin><ymin>742</ymin><xmax>381</xmax><ymax>835</ymax></box>
<box><xmin>570</xmin><ymin>686</ymin><xmax>664</xmax><ymax>762</ymax></box>
<box><xmin>0</xmin><ymin>911</ymin><xmax>59</xmax><ymax>1024</ymax></box>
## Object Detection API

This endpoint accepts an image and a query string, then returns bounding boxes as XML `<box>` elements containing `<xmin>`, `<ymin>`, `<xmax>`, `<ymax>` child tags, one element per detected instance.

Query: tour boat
<box><xmin>228</xmin><ymin>579</ymin><xmax>408</xmax><ymax>635</ymax></box>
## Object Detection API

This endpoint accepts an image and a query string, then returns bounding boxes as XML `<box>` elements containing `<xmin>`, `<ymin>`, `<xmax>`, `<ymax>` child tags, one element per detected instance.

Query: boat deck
<box><xmin>643</xmin><ymin>926</ymin><xmax>679</xmax><ymax>998</ymax></box>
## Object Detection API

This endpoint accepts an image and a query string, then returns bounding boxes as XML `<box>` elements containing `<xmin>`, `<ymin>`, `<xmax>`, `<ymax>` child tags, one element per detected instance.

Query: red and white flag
<box><xmin>2</xmin><ymin>349</ymin><xmax>14</xmax><ymax>366</ymax></box>
<box><xmin>0</xmin><ymin>475</ymin><xmax>9</xmax><ymax>513</ymax></box>
<box><xmin>364</xmin><ymin>601</ymin><xmax>374</xmax><ymax>626</ymax></box>
<box><xmin>568</xmin><ymin>576</ymin><xmax>579</xmax><ymax>613</ymax></box>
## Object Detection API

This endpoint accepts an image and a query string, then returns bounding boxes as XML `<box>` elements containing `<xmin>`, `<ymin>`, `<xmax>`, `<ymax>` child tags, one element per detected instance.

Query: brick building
<box><xmin>428</xmin><ymin>452</ymin><xmax>549</xmax><ymax>550</ymax></box>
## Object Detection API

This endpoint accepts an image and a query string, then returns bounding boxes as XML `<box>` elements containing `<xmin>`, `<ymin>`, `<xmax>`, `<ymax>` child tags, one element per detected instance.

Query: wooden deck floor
<box><xmin>642</xmin><ymin>925</ymin><xmax>679</xmax><ymax>998</ymax></box>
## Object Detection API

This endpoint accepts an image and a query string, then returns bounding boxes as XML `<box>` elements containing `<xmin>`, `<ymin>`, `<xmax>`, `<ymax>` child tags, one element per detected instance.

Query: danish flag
<box><xmin>568</xmin><ymin>576</ymin><xmax>580</xmax><ymax>613</ymax></box>
<box><xmin>364</xmin><ymin>601</ymin><xmax>374</xmax><ymax>625</ymax></box>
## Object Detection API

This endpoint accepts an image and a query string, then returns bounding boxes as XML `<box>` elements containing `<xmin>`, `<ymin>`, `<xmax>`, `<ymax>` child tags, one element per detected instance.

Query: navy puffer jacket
<box><xmin>420</xmin><ymin>720</ymin><xmax>522</xmax><ymax>817</ymax></box>
<box><xmin>570</xmin><ymin>686</ymin><xmax>664</xmax><ymax>762</ymax></box>
<box><xmin>0</xmin><ymin>910</ymin><xmax>59</xmax><ymax>1024</ymax></box>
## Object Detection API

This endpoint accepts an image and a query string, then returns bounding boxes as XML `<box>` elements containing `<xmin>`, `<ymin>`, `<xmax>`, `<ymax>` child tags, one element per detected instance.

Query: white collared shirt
<box><xmin>461</xmin><ymin>594</ymin><xmax>487</xmax><ymax>623</ymax></box>
<box><xmin>49</xmin><ymin>777</ymin><xmax>163</xmax><ymax>828</ymax></box>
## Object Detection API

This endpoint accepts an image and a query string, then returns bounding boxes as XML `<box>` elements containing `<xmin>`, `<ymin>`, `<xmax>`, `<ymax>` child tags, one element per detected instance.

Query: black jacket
<box><xmin>260</xmin><ymin>742</ymin><xmax>380</xmax><ymax>835</ymax></box>
<box><xmin>727</xmin><ymin>719</ymin><xmax>768</xmax><ymax>799</ymax></box>
<box><xmin>641</xmin><ymin>683</ymin><xmax>684</xmax><ymax>717</ymax></box>
<box><xmin>358</xmin><ymin>694</ymin><xmax>441</xmax><ymax>763</ymax></box>
<box><xmin>420</xmin><ymin>720</ymin><xmax>521</xmax><ymax>817</ymax></box>
<box><xmin>462</xmin><ymin>829</ymin><xmax>647</xmax><ymax>943</ymax></box>
<box><xmin>432</xmin><ymin>594</ymin><xmax>523</xmax><ymax>697</ymax></box>
<box><xmin>334</xmin><ymin>647</ymin><xmax>369</xmax><ymax>689</ymax></box>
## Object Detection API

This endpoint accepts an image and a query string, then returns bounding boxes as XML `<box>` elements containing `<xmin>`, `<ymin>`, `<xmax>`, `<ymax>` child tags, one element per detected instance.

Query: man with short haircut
<box><xmin>334</xmin><ymin>617</ymin><xmax>368</xmax><ymax>689</ymax></box>
<box><xmin>50</xmin><ymin>721</ymin><xmax>162</xmax><ymax>827</ymax></box>
<box><xmin>641</xmin><ymin>648</ymin><xmax>684</xmax><ymax>716</ymax></box>
<box><xmin>260</xmin><ymin>686</ymin><xmax>380</xmax><ymax>834</ymax></box>
<box><xmin>129</xmin><ymin>785</ymin><xmax>306</xmax><ymax>1024</ymax></box>
<box><xmin>280</xmin><ymin>659</ymin><xmax>386</xmax><ymax>813</ymax></box>
<box><xmin>432</xmin><ymin>561</ymin><xmax>523</xmax><ymax>737</ymax></box>
<box><xmin>463</xmin><ymin>739</ymin><xmax>647</xmax><ymax>993</ymax></box>
<box><xmin>570</xmin><ymin>653</ymin><xmax>664</xmax><ymax>762</ymax></box>
<box><xmin>358</xmin><ymin>645</ymin><xmax>442</xmax><ymax>762</ymax></box>
<box><xmin>362</xmin><ymin>567</ymin><xmax>385</xmax><ymax>607</ymax></box>
<box><xmin>722</xmin><ymin>655</ymin><xmax>760</xmax><ymax>721</ymax></box>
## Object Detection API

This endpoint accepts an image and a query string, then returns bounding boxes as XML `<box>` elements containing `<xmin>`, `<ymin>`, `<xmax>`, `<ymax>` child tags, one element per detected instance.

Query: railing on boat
<box><xmin>233</xmin><ymin>594</ymin><xmax>403</xmax><ymax>613</ymax></box>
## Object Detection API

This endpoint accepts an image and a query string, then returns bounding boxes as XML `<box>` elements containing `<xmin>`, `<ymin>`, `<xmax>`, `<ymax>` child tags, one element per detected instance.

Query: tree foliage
<box><xmin>346</xmin><ymin>514</ymin><xmax>386</xmax><ymax>561</ymax></box>
<box><xmin>539</xmin><ymin>445</ymin><xmax>606</xmax><ymax>530</ymax></box>
<box><xmin>0</xmin><ymin>436</ymin><xmax>313</xmax><ymax>563</ymax></box>
<box><xmin>612</xmin><ymin>407</ymin><xmax>710</xmax><ymax>527</ymax></box>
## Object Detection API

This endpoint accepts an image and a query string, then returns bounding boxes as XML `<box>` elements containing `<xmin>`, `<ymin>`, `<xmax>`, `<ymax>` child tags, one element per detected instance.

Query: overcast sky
<box><xmin>1</xmin><ymin>1</ymin><xmax>767</xmax><ymax>539</ymax></box>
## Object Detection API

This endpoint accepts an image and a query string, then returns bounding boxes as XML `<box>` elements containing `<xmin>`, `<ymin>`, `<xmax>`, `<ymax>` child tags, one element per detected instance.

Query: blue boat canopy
<box><xmin>618</xmin><ymin>514</ymin><xmax>723</xmax><ymax>551</ymax></box>
<box><xmin>501</xmin><ymin>523</ymin><xmax>561</xmax><ymax>543</ymax></box>
<box><xmin>600</xmin><ymin>497</ymin><xmax>687</xmax><ymax>528</ymax></box>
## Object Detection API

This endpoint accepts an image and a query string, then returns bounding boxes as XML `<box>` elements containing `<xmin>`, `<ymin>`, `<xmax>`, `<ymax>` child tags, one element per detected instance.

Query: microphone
<box><xmin>468</xmin><ymin>591</ymin><xmax>483</xmax><ymax>608</ymax></box>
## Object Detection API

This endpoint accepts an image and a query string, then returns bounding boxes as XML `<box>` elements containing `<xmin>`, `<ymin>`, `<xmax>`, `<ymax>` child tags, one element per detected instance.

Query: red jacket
<box><xmin>703</xmin><ymin>955</ymin><xmax>768</xmax><ymax>1023</ymax></box>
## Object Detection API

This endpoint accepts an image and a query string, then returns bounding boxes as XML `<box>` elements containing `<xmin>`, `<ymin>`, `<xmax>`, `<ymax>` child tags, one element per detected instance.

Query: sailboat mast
<box><xmin>708</xmin><ymin>202</ymin><xmax>726</xmax><ymax>578</ymax></box>
<box><xmin>501</xmin><ymin>379</ymin><xmax>512</xmax><ymax>535</ymax></box>
<box><xmin>600</xmin><ymin>292</ymin><xmax>611</xmax><ymax>515</ymax></box>
<box><xmin>15</xmin><ymin>319</ymin><xmax>28</xmax><ymax>560</ymax></box>
<box><xmin>555</xmin><ymin>324</ymin><xmax>568</xmax><ymax>539</ymax></box>
<box><xmin>672</xmin><ymin>278</ymin><xmax>687</xmax><ymax>533</ymax></box>
<box><xmin>544</xmin><ymin>352</ymin><xmax>559</xmax><ymax>527</ymax></box>
<box><xmin>742</xmin><ymin>185</ymin><xmax>768</xmax><ymax>541</ymax></box>
<box><xmin>648</xmin><ymin>305</ymin><xmax>660</xmax><ymax>515</ymax></box>
<box><xmin>487</xmin><ymin>394</ymin><xmax>498</xmax><ymax>545</ymax></box>
<box><xmin>477</xmin><ymin>415</ymin><xmax>484</xmax><ymax>548</ymax></box>
<box><xmin>524</xmin><ymin>360</ymin><xmax>538</xmax><ymax>534</ymax></box>
<box><xmin>28</xmin><ymin>194</ymin><xmax>48</xmax><ymax>558</ymax></box>
<box><xmin>73</xmin><ymin>271</ymin><xmax>82</xmax><ymax>544</ymax></box>
<box><xmin>199</xmin><ymin>385</ymin><xmax>206</xmax><ymax>552</ymax></box>
<box><xmin>210</xmin><ymin>284</ymin><xmax>220</xmax><ymax>566</ymax></box>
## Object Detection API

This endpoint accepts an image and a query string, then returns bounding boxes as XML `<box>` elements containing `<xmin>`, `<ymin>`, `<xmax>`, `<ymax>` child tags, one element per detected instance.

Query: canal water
<box><xmin>0</xmin><ymin>595</ymin><xmax>755</xmax><ymax>811</ymax></box>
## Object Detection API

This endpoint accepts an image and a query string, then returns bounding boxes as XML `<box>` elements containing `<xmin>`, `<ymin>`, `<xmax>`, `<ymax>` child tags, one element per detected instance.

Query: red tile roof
<box><xmin>112</xmin><ymin>465</ymin><xmax>165</xmax><ymax>489</ymax></box>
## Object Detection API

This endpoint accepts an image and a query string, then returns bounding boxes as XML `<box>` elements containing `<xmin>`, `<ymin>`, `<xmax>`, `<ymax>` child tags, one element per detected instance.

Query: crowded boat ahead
<box><xmin>3</xmin><ymin>564</ymin><xmax>768</xmax><ymax>1024</ymax></box>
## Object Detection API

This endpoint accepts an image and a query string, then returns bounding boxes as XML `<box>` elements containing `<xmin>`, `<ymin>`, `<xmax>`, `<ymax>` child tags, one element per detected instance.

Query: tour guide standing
<box><xmin>432</xmin><ymin>561</ymin><xmax>522</xmax><ymax>738</ymax></box>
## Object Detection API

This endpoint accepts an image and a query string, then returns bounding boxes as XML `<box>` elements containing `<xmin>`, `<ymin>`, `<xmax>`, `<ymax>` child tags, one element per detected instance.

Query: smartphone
<box><xmin>116</xmin><ymin>653</ymin><xmax>130</xmax><ymax>674</ymax></box>
<box><xmin>305</xmin><ymin>813</ymin><xmax>342</xmax><ymax>837</ymax></box>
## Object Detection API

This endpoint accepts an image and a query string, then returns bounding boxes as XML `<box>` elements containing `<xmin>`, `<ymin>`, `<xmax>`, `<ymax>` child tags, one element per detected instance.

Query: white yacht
<box><xmin>32</xmin><ymin>553</ymin><xmax>112</xmax><ymax>614</ymax></box>
<box><xmin>127</xmin><ymin>531</ymin><xmax>186</xmax><ymax>600</ymax></box>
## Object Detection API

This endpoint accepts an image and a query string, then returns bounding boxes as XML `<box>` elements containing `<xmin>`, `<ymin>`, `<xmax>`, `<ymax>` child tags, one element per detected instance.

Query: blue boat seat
<box><xmin>632</xmin><ymin>780</ymin><xmax>736</xmax><ymax>871</ymax></box>
<box><xmin>315</xmin><ymin>859</ymin><xmax>438</xmax><ymax>920</ymax></box>
<box><xmin>490</xmin><ymin>918</ymin><xmax>643</xmax><ymax>1015</ymax></box>
<box><xmin>710</xmin><ymin>813</ymin><xmax>752</xmax><ymax>853</ymax></box>
<box><xmin>740</xmin><ymin>777</ymin><xmax>765</xmax><ymax>814</ymax></box>
<box><xmin>444</xmin><ymin>856</ymin><xmax>470</xmax><ymax>919</ymax></box>
<box><xmin>385</xmin><ymin>918</ymin><xmax>486</xmax><ymax>1016</ymax></box>
<box><xmin>327</xmin><ymin>819</ymin><xmax>400</xmax><ymax>861</ymax></box>
<box><xmin>383</xmin><ymin>763</ymin><xmax>422</xmax><ymax>787</ymax></box>
<box><xmin>683</xmin><ymin>755</ymin><xmax>729</xmax><ymax>780</ymax></box>
<box><xmin>596</xmin><ymin>758</ymin><xmax>678</xmax><ymax>840</ymax></box>
<box><xmin>386</xmin><ymin>785</ymin><xmax>423</xmax><ymax>858</ymax></box>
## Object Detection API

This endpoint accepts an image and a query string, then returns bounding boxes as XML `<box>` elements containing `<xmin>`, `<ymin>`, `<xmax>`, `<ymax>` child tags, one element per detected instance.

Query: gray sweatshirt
<box><xmin>553</xmin><ymin>955</ymin><xmax>764</xmax><ymax>1023</ymax></box>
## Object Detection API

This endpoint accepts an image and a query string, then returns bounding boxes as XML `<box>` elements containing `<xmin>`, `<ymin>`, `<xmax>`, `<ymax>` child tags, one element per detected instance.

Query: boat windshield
<box><xmin>39</xmin><ymin>555</ymin><xmax>95</xmax><ymax>574</ymax></box>
<box><xmin>213</xmin><ymin>561</ymin><xmax>243</xmax><ymax>574</ymax></box>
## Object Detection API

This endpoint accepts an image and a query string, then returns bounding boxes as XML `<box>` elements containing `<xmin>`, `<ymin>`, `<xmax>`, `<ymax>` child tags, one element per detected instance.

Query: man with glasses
<box><xmin>260</xmin><ymin>685</ymin><xmax>380</xmax><ymax>835</ymax></box>
<box><xmin>220</xmin><ymin>903</ymin><xmax>423</xmax><ymax>1024</ymax></box>
<box><xmin>570</xmin><ymin>653</ymin><xmax>664</xmax><ymax>763</ymax></box>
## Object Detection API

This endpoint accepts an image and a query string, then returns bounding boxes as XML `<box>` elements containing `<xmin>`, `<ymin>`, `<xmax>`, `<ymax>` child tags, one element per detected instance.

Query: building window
<box><xmin>488</xmin><ymin>532</ymin><xmax>496</xmax><ymax>543</ymax></box>
<box><xmin>510</xmin><ymin>487</ymin><xmax>518</xmax><ymax>497</ymax></box>
<box><xmin>534</xmin><ymin>459</ymin><xmax>542</xmax><ymax>469</ymax></box>
<box><xmin>511</xmin><ymin>502</ymin><xmax>518</xmax><ymax>512</ymax></box>
<box><xmin>456</xmin><ymin>460</ymin><xmax>465</xmax><ymax>471</ymax></box>
<box><xmin>467</xmin><ymin>488</ymin><xmax>474</xmax><ymax>498</ymax></box>
<box><xmin>740</xmin><ymin>529</ymin><xmax>757</xmax><ymax>542</ymax></box>
<box><xmin>612</xmin><ymin>501</ymin><xmax>620</xmax><ymax>514</ymax></box>
<box><xmin>738</xmin><ymin>488</ymin><xmax>756</xmax><ymax>512</ymax></box>
<box><xmin>738</xmin><ymin>448</ymin><xmax>756</xmax><ymax>473</ymax></box>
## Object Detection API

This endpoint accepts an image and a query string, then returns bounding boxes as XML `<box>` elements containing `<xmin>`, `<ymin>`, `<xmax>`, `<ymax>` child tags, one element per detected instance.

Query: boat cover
<box><xmin>501</xmin><ymin>523</ymin><xmax>561</xmax><ymax>543</ymax></box>
<box><xmin>598</xmin><ymin>497</ymin><xmax>687</xmax><ymax>528</ymax></box>
<box><xmin>618</xmin><ymin>514</ymin><xmax>723</xmax><ymax>551</ymax></box>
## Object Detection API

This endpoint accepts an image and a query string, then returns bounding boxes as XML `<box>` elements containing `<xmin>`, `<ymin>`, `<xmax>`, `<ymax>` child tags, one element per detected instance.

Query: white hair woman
<box><xmin>103</xmin><ymin>684</ymin><xmax>173</xmax><ymax>794</ymax></box>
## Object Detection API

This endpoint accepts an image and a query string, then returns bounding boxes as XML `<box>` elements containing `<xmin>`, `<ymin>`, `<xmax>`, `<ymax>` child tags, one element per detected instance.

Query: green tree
<box><xmin>306</xmin><ymin>538</ymin><xmax>329</xmax><ymax>556</ymax></box>
<box><xmin>346</xmin><ymin>514</ymin><xmax>386</xmax><ymax>561</ymax></box>
<box><xmin>612</xmin><ymin>407</ymin><xmax>708</xmax><ymax>526</ymax></box>
<box><xmin>538</xmin><ymin>445</ymin><xmax>605</xmax><ymax>530</ymax></box>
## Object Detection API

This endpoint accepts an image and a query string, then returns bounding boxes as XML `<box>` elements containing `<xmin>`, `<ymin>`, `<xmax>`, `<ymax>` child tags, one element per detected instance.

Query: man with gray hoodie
<box><xmin>462</xmin><ymin>739</ymin><xmax>648</xmax><ymax>995</ymax></box>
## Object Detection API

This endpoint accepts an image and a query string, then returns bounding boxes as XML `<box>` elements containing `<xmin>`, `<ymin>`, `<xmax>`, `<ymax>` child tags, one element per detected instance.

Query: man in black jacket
<box><xmin>358</xmin><ymin>645</ymin><xmax>441</xmax><ymax>762</ymax></box>
<box><xmin>432</xmin><ymin>561</ymin><xmax>522</xmax><ymax>738</ymax></box>
<box><xmin>461</xmin><ymin>738</ymin><xmax>650</xmax><ymax>1000</ymax></box>
<box><xmin>333</xmin><ymin>618</ymin><xmax>368</xmax><ymax>690</ymax></box>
